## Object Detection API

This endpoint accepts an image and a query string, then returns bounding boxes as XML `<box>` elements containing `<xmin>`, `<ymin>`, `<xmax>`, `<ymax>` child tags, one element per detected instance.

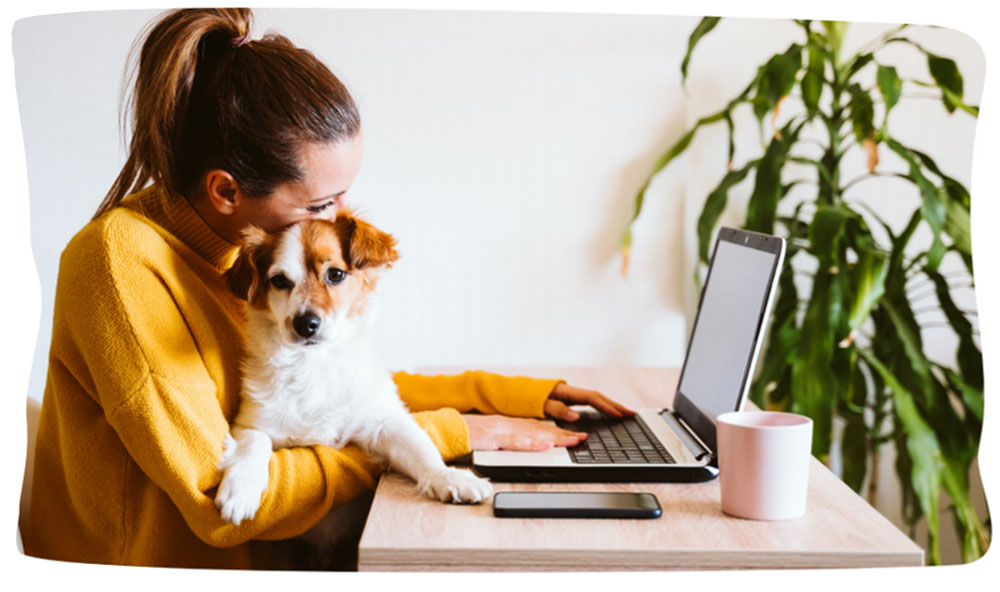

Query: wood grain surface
<box><xmin>357</xmin><ymin>367</ymin><xmax>924</xmax><ymax>571</ymax></box>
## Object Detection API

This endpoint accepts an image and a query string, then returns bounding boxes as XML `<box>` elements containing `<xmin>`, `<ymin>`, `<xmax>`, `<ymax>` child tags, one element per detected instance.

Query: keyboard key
<box><xmin>559</xmin><ymin>412</ymin><xmax>676</xmax><ymax>465</ymax></box>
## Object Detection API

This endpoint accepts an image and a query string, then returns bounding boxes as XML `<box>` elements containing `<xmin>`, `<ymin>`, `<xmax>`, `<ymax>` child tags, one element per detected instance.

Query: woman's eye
<box><xmin>307</xmin><ymin>201</ymin><xmax>335</xmax><ymax>213</ymax></box>
<box><xmin>326</xmin><ymin>268</ymin><xmax>347</xmax><ymax>285</ymax></box>
<box><xmin>269</xmin><ymin>274</ymin><xmax>293</xmax><ymax>290</ymax></box>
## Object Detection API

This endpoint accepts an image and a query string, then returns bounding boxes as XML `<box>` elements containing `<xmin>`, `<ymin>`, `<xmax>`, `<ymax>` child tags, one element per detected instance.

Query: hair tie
<box><xmin>231</xmin><ymin>30</ymin><xmax>252</xmax><ymax>48</ymax></box>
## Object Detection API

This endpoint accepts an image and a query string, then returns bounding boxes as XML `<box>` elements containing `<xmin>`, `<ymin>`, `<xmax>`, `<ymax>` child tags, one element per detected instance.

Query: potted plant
<box><xmin>620</xmin><ymin>17</ymin><xmax>988</xmax><ymax>564</ymax></box>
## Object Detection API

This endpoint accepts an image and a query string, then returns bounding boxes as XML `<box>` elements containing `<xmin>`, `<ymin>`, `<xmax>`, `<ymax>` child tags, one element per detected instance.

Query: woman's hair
<box><xmin>95</xmin><ymin>8</ymin><xmax>361</xmax><ymax>218</ymax></box>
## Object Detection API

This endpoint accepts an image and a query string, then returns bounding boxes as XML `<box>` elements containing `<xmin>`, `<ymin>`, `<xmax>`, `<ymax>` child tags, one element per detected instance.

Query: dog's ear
<box><xmin>223</xmin><ymin>226</ymin><xmax>270</xmax><ymax>304</ymax></box>
<box><xmin>335</xmin><ymin>213</ymin><xmax>399</xmax><ymax>270</ymax></box>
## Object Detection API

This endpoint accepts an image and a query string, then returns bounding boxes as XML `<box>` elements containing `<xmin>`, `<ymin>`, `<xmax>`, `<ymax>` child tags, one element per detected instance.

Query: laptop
<box><xmin>472</xmin><ymin>227</ymin><xmax>786</xmax><ymax>482</ymax></box>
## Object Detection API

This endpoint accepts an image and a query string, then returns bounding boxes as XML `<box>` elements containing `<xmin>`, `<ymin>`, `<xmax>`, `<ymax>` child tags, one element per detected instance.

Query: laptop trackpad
<box><xmin>473</xmin><ymin>445</ymin><xmax>571</xmax><ymax>467</ymax></box>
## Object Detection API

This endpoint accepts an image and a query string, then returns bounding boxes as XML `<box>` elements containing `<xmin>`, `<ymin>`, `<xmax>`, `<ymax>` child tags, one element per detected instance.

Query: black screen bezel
<box><xmin>672</xmin><ymin>227</ymin><xmax>784</xmax><ymax>454</ymax></box>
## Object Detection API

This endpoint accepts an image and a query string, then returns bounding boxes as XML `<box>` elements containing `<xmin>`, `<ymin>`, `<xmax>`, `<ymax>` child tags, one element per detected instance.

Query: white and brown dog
<box><xmin>214</xmin><ymin>212</ymin><xmax>492</xmax><ymax>526</ymax></box>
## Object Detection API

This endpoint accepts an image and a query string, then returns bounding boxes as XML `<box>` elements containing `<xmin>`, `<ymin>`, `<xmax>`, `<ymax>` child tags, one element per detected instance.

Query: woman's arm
<box><xmin>393</xmin><ymin>372</ymin><xmax>635</xmax><ymax>452</ymax></box>
<box><xmin>392</xmin><ymin>370</ymin><xmax>561</xmax><ymax>417</ymax></box>
<box><xmin>56</xmin><ymin>223</ymin><xmax>444</xmax><ymax>546</ymax></box>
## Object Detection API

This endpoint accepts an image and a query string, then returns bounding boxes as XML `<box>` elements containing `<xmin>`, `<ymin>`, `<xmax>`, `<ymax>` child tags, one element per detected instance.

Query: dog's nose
<box><xmin>292</xmin><ymin>312</ymin><xmax>322</xmax><ymax>339</ymax></box>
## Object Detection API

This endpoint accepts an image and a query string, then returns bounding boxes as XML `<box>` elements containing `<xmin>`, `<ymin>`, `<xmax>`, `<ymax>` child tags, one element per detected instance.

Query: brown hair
<box><xmin>95</xmin><ymin>8</ymin><xmax>361</xmax><ymax>218</ymax></box>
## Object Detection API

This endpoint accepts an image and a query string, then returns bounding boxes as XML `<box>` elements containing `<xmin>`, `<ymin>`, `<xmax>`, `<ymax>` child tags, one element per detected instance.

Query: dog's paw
<box><xmin>214</xmin><ymin>436</ymin><xmax>270</xmax><ymax>525</ymax></box>
<box><xmin>419</xmin><ymin>468</ymin><xmax>493</xmax><ymax>504</ymax></box>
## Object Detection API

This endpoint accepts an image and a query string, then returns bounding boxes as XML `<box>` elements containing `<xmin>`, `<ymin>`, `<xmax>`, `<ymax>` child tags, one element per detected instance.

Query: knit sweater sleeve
<box><xmin>394</xmin><ymin>371</ymin><xmax>564</xmax><ymax>418</ymax></box>
<box><xmin>58</xmin><ymin>221</ymin><xmax>395</xmax><ymax>546</ymax></box>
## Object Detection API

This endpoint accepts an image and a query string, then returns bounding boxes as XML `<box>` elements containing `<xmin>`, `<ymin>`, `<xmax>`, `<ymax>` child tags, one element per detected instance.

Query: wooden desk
<box><xmin>357</xmin><ymin>367</ymin><xmax>924</xmax><ymax>571</ymax></box>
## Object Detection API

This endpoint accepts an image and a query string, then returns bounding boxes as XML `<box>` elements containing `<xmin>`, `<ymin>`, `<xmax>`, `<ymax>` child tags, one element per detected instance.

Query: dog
<box><xmin>214</xmin><ymin>212</ymin><xmax>493</xmax><ymax>527</ymax></box>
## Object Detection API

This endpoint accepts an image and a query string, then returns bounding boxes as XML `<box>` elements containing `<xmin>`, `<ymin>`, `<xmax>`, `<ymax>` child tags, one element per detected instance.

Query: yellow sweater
<box><xmin>22</xmin><ymin>187</ymin><xmax>560</xmax><ymax>568</ymax></box>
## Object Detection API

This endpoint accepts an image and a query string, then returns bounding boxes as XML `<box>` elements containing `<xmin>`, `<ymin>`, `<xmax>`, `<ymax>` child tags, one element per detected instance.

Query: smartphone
<box><xmin>492</xmin><ymin>491</ymin><xmax>662</xmax><ymax>518</ymax></box>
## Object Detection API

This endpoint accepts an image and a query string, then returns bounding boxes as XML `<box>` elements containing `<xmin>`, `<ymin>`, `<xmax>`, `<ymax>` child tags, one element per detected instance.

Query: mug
<box><xmin>716</xmin><ymin>411</ymin><xmax>813</xmax><ymax>520</ymax></box>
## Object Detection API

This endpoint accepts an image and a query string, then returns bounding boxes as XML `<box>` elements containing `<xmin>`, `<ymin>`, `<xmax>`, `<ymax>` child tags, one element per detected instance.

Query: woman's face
<box><xmin>234</xmin><ymin>133</ymin><xmax>365</xmax><ymax>234</ymax></box>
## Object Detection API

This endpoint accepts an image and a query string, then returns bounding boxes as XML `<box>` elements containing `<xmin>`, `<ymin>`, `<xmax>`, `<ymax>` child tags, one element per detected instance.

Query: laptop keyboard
<box><xmin>556</xmin><ymin>411</ymin><xmax>676</xmax><ymax>464</ymax></box>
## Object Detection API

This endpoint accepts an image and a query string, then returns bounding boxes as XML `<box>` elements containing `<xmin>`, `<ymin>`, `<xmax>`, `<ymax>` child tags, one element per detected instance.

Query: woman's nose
<box><xmin>319</xmin><ymin>197</ymin><xmax>347</xmax><ymax>221</ymax></box>
<box><xmin>336</xmin><ymin>199</ymin><xmax>349</xmax><ymax>214</ymax></box>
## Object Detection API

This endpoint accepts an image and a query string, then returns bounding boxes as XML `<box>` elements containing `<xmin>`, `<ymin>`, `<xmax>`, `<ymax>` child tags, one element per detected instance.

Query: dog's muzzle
<box><xmin>292</xmin><ymin>312</ymin><xmax>322</xmax><ymax>340</ymax></box>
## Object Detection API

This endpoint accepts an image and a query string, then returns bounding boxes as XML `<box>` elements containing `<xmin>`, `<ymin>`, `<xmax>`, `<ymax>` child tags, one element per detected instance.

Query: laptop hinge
<box><xmin>660</xmin><ymin>410</ymin><xmax>711</xmax><ymax>460</ymax></box>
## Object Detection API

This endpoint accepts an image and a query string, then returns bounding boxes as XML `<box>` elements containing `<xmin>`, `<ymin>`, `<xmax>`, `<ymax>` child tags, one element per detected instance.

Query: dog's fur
<box><xmin>214</xmin><ymin>212</ymin><xmax>492</xmax><ymax>527</ymax></box>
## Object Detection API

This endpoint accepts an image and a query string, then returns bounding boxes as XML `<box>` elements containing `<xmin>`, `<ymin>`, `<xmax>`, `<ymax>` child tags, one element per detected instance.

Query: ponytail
<box><xmin>96</xmin><ymin>8</ymin><xmax>360</xmax><ymax>219</ymax></box>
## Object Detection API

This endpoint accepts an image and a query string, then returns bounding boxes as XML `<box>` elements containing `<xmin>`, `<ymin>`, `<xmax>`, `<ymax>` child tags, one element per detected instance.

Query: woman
<box><xmin>21</xmin><ymin>8</ymin><xmax>631</xmax><ymax>569</ymax></box>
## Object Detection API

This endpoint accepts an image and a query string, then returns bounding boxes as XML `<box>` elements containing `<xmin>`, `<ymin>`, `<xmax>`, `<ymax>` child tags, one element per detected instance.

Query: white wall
<box><xmin>16</xmin><ymin>9</ymin><xmax>982</xmax><ymax>393</ymax></box>
<box><xmin>15</xmin><ymin>9</ymin><xmax>702</xmax><ymax>395</ymax></box>
<box><xmin>11</xmin><ymin>8</ymin><xmax>986</xmax><ymax>565</ymax></box>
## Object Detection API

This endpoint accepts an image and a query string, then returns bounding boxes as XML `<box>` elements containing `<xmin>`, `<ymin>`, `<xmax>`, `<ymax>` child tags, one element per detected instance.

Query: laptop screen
<box><xmin>673</xmin><ymin>228</ymin><xmax>784</xmax><ymax>451</ymax></box>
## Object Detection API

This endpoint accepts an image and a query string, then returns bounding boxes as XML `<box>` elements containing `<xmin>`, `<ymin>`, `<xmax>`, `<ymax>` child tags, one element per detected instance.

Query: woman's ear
<box><xmin>203</xmin><ymin>169</ymin><xmax>243</xmax><ymax>215</ymax></box>
<box><xmin>335</xmin><ymin>212</ymin><xmax>399</xmax><ymax>270</ymax></box>
<box><xmin>223</xmin><ymin>226</ymin><xmax>271</xmax><ymax>304</ymax></box>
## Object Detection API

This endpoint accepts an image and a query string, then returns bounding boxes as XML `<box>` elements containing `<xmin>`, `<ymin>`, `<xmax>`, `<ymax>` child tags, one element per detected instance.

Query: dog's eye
<box><xmin>269</xmin><ymin>274</ymin><xmax>293</xmax><ymax>290</ymax></box>
<box><xmin>326</xmin><ymin>268</ymin><xmax>347</xmax><ymax>285</ymax></box>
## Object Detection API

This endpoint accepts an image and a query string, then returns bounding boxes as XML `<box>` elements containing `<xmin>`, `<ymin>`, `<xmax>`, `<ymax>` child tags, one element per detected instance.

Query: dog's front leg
<box><xmin>362</xmin><ymin>415</ymin><xmax>493</xmax><ymax>504</ymax></box>
<box><xmin>215</xmin><ymin>426</ymin><xmax>273</xmax><ymax>525</ymax></box>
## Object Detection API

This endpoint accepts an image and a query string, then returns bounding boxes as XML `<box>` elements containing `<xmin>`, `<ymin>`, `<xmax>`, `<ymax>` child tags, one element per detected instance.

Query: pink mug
<box><xmin>716</xmin><ymin>411</ymin><xmax>813</xmax><ymax>520</ymax></box>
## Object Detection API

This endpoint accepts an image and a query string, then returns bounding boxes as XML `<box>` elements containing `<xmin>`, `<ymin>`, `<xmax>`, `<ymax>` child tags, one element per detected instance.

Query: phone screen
<box><xmin>493</xmin><ymin>492</ymin><xmax>661</xmax><ymax>518</ymax></box>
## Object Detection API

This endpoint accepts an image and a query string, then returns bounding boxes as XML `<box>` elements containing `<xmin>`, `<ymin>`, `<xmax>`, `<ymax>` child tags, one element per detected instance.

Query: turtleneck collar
<box><xmin>120</xmin><ymin>186</ymin><xmax>239</xmax><ymax>271</ymax></box>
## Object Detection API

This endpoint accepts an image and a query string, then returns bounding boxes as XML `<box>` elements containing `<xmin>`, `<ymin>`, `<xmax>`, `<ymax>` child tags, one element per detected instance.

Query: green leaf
<box><xmin>822</xmin><ymin>21</ymin><xmax>846</xmax><ymax>62</ymax></box>
<box><xmin>907</xmin><ymin>148</ymin><xmax>974</xmax><ymax>263</ymax></box>
<box><xmin>926</xmin><ymin>237</ymin><xmax>947</xmax><ymax>271</ymax></box>
<box><xmin>745</xmin><ymin>120</ymin><xmax>803</xmax><ymax>234</ymax></box>
<box><xmin>938</xmin><ymin>365</ymin><xmax>984</xmax><ymax>425</ymax></box>
<box><xmin>724</xmin><ymin>111</ymin><xmax>736</xmax><ymax>165</ymax></box>
<box><xmin>621</xmin><ymin>108</ymin><xmax>729</xmax><ymax>254</ymax></box>
<box><xmin>911</xmin><ymin>148</ymin><xmax>971</xmax><ymax>208</ymax></box>
<box><xmin>750</xmin><ymin>254</ymin><xmax>800</xmax><ymax>410</ymax></box>
<box><xmin>945</xmin><ymin>192</ymin><xmax>973</xmax><ymax>255</ymax></box>
<box><xmin>840</xmin><ymin>352</ymin><xmax>869</xmax><ymax>492</ymax></box>
<box><xmin>889</xmin><ymin>209</ymin><xmax>923</xmax><ymax>271</ymax></box>
<box><xmin>841</xmin><ymin>407</ymin><xmax>868</xmax><ymax>492</ymax></box>
<box><xmin>877</xmin><ymin>64</ymin><xmax>902</xmax><ymax>113</ymax></box>
<box><xmin>858</xmin><ymin>348</ymin><xmax>944</xmax><ymax>565</ymax></box>
<box><xmin>941</xmin><ymin>458</ymin><xmax>989</xmax><ymax>562</ymax></box>
<box><xmin>941</xmin><ymin>88</ymin><xmax>980</xmax><ymax>116</ymax></box>
<box><xmin>839</xmin><ymin>53</ymin><xmax>874</xmax><ymax>86</ymax></box>
<box><xmin>752</xmin><ymin>44</ymin><xmax>803</xmax><ymax>123</ymax></box>
<box><xmin>801</xmin><ymin>46</ymin><xmax>825</xmax><ymax>114</ymax></box>
<box><xmin>696</xmin><ymin>161</ymin><xmax>756</xmax><ymax>264</ymax></box>
<box><xmin>809</xmin><ymin>205</ymin><xmax>849</xmax><ymax>264</ymax></box>
<box><xmin>881</xmin><ymin>298</ymin><xmax>935</xmax><ymax>403</ymax></box>
<box><xmin>910</xmin><ymin>79</ymin><xmax>980</xmax><ymax>116</ymax></box>
<box><xmin>906</xmin><ymin>147</ymin><xmax>975</xmax><ymax>273</ymax></box>
<box><xmin>848</xmin><ymin>247</ymin><xmax>889</xmax><ymax>331</ymax></box>
<box><xmin>791</xmin><ymin>266</ymin><xmax>845</xmax><ymax>457</ymax></box>
<box><xmin>681</xmin><ymin>17</ymin><xmax>722</xmax><ymax>85</ymax></box>
<box><xmin>924</xmin><ymin>269</ymin><xmax>983</xmax><ymax>391</ymax></box>
<box><xmin>927</xmin><ymin>53</ymin><xmax>964</xmax><ymax>113</ymax></box>
<box><xmin>893</xmin><ymin>41</ymin><xmax>978</xmax><ymax>116</ymax></box>
<box><xmin>885</xmin><ymin>138</ymin><xmax>946</xmax><ymax>249</ymax></box>
<box><xmin>847</xmin><ymin>82</ymin><xmax>875</xmax><ymax>144</ymax></box>
<box><xmin>622</xmin><ymin>72</ymin><xmax>757</xmax><ymax>262</ymax></box>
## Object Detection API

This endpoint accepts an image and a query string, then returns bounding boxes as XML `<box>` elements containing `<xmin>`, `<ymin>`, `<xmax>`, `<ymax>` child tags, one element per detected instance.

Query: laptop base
<box><xmin>472</xmin><ymin>463</ymin><xmax>719</xmax><ymax>483</ymax></box>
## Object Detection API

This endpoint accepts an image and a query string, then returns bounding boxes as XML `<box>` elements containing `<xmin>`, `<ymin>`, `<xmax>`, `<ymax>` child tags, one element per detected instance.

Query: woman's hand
<box><xmin>462</xmin><ymin>383</ymin><xmax>635</xmax><ymax>452</ymax></box>
<box><xmin>543</xmin><ymin>382</ymin><xmax>635</xmax><ymax>422</ymax></box>
<box><xmin>463</xmin><ymin>414</ymin><xmax>588</xmax><ymax>451</ymax></box>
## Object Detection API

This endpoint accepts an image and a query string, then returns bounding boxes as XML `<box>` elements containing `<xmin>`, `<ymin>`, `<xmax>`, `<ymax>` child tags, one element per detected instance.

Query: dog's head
<box><xmin>224</xmin><ymin>210</ymin><xmax>399</xmax><ymax>346</ymax></box>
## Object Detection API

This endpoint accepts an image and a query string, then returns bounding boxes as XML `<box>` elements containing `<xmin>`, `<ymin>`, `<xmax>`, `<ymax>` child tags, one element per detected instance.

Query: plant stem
<box><xmin>821</xmin><ymin>105</ymin><xmax>844</xmax><ymax>204</ymax></box>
